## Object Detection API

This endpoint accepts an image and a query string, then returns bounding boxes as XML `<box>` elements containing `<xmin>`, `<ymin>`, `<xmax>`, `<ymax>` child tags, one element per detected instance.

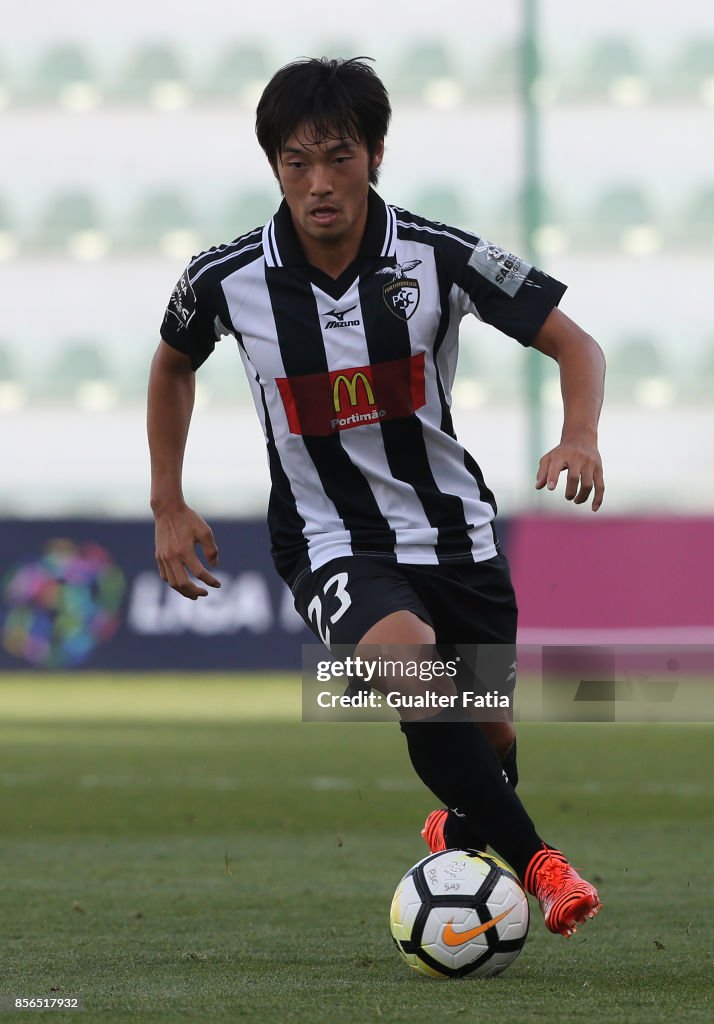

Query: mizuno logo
<box><xmin>441</xmin><ymin>905</ymin><xmax>515</xmax><ymax>947</ymax></box>
<box><xmin>322</xmin><ymin>305</ymin><xmax>359</xmax><ymax>328</ymax></box>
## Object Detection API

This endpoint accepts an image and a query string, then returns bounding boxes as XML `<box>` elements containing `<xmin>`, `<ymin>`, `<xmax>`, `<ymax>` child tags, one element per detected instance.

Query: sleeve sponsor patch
<box><xmin>467</xmin><ymin>241</ymin><xmax>537</xmax><ymax>297</ymax></box>
<box><xmin>166</xmin><ymin>270</ymin><xmax>197</xmax><ymax>329</ymax></box>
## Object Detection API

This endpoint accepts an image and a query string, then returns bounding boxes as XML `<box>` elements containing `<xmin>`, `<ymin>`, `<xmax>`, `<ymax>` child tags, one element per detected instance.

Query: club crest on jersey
<box><xmin>377</xmin><ymin>259</ymin><xmax>422</xmax><ymax>321</ymax></box>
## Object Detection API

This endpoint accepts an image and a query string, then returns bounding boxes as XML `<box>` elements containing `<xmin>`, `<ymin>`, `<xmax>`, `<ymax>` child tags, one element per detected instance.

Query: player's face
<box><xmin>276</xmin><ymin>123</ymin><xmax>383</xmax><ymax>249</ymax></box>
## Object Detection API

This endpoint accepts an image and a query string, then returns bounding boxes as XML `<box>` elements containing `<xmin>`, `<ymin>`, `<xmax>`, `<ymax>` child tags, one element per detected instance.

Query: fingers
<box><xmin>536</xmin><ymin>448</ymin><xmax>605</xmax><ymax>511</ymax></box>
<box><xmin>535</xmin><ymin>452</ymin><xmax>567</xmax><ymax>493</ymax></box>
<box><xmin>197</xmin><ymin>524</ymin><xmax>219</xmax><ymax>566</ymax></box>
<box><xmin>156</xmin><ymin>550</ymin><xmax>222</xmax><ymax>601</ymax></box>
<box><xmin>187</xmin><ymin>555</ymin><xmax>221</xmax><ymax>591</ymax></box>
<box><xmin>564</xmin><ymin>463</ymin><xmax>582</xmax><ymax>502</ymax></box>
<box><xmin>157</xmin><ymin>557</ymin><xmax>204</xmax><ymax>600</ymax></box>
<box><xmin>572</xmin><ymin>465</ymin><xmax>593</xmax><ymax>504</ymax></box>
<box><xmin>592</xmin><ymin>463</ymin><xmax>605</xmax><ymax>512</ymax></box>
<box><xmin>535</xmin><ymin>452</ymin><xmax>574</xmax><ymax>493</ymax></box>
<box><xmin>154</xmin><ymin>509</ymin><xmax>221</xmax><ymax>599</ymax></box>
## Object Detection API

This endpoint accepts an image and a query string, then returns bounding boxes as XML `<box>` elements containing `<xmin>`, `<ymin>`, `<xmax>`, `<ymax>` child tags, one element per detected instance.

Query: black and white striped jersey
<box><xmin>160</xmin><ymin>188</ymin><xmax>566</xmax><ymax>586</ymax></box>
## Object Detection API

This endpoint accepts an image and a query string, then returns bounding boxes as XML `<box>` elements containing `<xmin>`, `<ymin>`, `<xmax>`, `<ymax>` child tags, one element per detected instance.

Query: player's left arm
<box><xmin>530</xmin><ymin>307</ymin><xmax>606</xmax><ymax>511</ymax></box>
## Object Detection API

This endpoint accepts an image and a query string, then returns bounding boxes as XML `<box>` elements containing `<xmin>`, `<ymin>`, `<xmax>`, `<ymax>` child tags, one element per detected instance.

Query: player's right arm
<box><xmin>147</xmin><ymin>339</ymin><xmax>221</xmax><ymax>600</ymax></box>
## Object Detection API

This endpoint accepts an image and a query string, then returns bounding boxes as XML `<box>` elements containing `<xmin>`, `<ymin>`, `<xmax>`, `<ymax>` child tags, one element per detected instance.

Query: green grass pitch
<box><xmin>0</xmin><ymin>675</ymin><xmax>712</xmax><ymax>1023</ymax></box>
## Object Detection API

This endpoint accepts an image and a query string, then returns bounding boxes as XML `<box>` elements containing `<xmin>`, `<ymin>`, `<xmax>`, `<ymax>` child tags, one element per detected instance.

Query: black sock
<box><xmin>502</xmin><ymin>735</ymin><xmax>519</xmax><ymax>789</ymax></box>
<box><xmin>402</xmin><ymin>712</ymin><xmax>541</xmax><ymax>879</ymax></box>
<box><xmin>443</xmin><ymin>809</ymin><xmax>487</xmax><ymax>851</ymax></box>
<box><xmin>444</xmin><ymin>737</ymin><xmax>519</xmax><ymax>849</ymax></box>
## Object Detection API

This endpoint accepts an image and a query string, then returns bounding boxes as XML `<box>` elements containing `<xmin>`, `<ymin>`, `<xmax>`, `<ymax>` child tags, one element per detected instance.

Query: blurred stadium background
<box><xmin>1</xmin><ymin>0</ymin><xmax>713</xmax><ymax>669</ymax></box>
<box><xmin>2</xmin><ymin>6</ymin><xmax>713</xmax><ymax>1021</ymax></box>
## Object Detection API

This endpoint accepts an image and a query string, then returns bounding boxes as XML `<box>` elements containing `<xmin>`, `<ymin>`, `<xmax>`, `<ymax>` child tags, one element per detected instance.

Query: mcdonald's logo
<box><xmin>276</xmin><ymin>353</ymin><xmax>425</xmax><ymax>435</ymax></box>
<box><xmin>332</xmin><ymin>370</ymin><xmax>375</xmax><ymax>413</ymax></box>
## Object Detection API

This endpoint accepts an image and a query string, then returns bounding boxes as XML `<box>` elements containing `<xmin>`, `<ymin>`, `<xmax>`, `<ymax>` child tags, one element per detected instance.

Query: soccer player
<box><xmin>148</xmin><ymin>58</ymin><xmax>605</xmax><ymax>938</ymax></box>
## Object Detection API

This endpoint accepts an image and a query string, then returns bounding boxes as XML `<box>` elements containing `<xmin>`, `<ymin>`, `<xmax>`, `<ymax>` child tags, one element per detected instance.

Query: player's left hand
<box><xmin>535</xmin><ymin>434</ymin><xmax>604</xmax><ymax>510</ymax></box>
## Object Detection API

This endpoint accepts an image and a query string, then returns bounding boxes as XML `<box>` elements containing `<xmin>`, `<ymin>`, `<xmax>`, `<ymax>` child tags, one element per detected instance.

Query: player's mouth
<box><xmin>309</xmin><ymin>205</ymin><xmax>340</xmax><ymax>225</ymax></box>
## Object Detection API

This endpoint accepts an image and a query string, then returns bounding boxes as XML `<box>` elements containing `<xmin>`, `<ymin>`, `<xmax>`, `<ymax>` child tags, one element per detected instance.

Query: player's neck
<box><xmin>291</xmin><ymin>207</ymin><xmax>368</xmax><ymax>280</ymax></box>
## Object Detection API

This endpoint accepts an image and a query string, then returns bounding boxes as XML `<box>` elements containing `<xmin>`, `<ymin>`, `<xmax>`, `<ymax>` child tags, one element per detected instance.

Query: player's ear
<box><xmin>370</xmin><ymin>139</ymin><xmax>384</xmax><ymax>174</ymax></box>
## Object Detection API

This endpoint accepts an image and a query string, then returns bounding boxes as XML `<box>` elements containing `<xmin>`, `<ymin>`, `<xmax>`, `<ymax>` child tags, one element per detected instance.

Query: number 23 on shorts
<box><xmin>306</xmin><ymin>571</ymin><xmax>352</xmax><ymax>647</ymax></box>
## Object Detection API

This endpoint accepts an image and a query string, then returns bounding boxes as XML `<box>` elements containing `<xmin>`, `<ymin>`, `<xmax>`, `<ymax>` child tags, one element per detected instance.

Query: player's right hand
<box><xmin>153</xmin><ymin>504</ymin><xmax>221</xmax><ymax>600</ymax></box>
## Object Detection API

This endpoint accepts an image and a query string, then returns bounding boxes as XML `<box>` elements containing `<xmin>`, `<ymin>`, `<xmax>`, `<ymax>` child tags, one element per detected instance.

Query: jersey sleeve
<box><xmin>449</xmin><ymin>235</ymin><xmax>567</xmax><ymax>347</ymax></box>
<box><xmin>160</xmin><ymin>263</ymin><xmax>222</xmax><ymax>369</ymax></box>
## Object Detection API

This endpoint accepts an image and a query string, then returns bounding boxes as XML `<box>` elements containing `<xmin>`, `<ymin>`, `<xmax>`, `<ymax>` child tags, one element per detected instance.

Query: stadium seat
<box><xmin>201</xmin><ymin>43</ymin><xmax>271</xmax><ymax>103</ymax></box>
<box><xmin>51</xmin><ymin>338</ymin><xmax>110</xmax><ymax>383</ymax></box>
<box><xmin>565</xmin><ymin>36</ymin><xmax>648</xmax><ymax>104</ymax></box>
<box><xmin>410</xmin><ymin>185</ymin><xmax>471</xmax><ymax>228</ymax></box>
<box><xmin>659</xmin><ymin>38</ymin><xmax>714</xmax><ymax>103</ymax></box>
<box><xmin>679</xmin><ymin>337</ymin><xmax>714</xmax><ymax>401</ymax></box>
<box><xmin>494</xmin><ymin>184</ymin><xmax>567</xmax><ymax>252</ymax></box>
<box><xmin>695</xmin><ymin>338</ymin><xmax>714</xmax><ymax>383</ymax></box>
<box><xmin>449</xmin><ymin>336</ymin><xmax>486</xmax><ymax>398</ymax></box>
<box><xmin>611</xmin><ymin>335</ymin><xmax>666</xmax><ymax>377</ymax></box>
<box><xmin>34</xmin><ymin>189</ymin><xmax>109</xmax><ymax>258</ymax></box>
<box><xmin>678</xmin><ymin>185</ymin><xmax>714</xmax><ymax>246</ymax></box>
<box><xmin>391</xmin><ymin>41</ymin><xmax>463</xmax><ymax>107</ymax></box>
<box><xmin>582</xmin><ymin>184</ymin><xmax>660</xmax><ymax>253</ymax></box>
<box><xmin>0</xmin><ymin>52</ymin><xmax>11</xmax><ymax>109</ymax></box>
<box><xmin>27</xmin><ymin>43</ymin><xmax>101</xmax><ymax>109</ymax></box>
<box><xmin>128</xmin><ymin>187</ymin><xmax>202</xmax><ymax>257</ymax></box>
<box><xmin>470</xmin><ymin>40</ymin><xmax>563</xmax><ymax>105</ymax></box>
<box><xmin>114</xmin><ymin>43</ymin><xmax>191</xmax><ymax>109</ymax></box>
<box><xmin>0</xmin><ymin>192</ymin><xmax>17</xmax><ymax>259</ymax></box>
<box><xmin>119</xmin><ymin>347</ymin><xmax>155</xmax><ymax>403</ymax></box>
<box><xmin>470</xmin><ymin>41</ymin><xmax>520</xmax><ymax>101</ymax></box>
<box><xmin>48</xmin><ymin>338</ymin><xmax>117</xmax><ymax>408</ymax></box>
<box><xmin>222</xmin><ymin>189</ymin><xmax>279</xmax><ymax>237</ymax></box>
<box><xmin>0</xmin><ymin>341</ymin><xmax>25</xmax><ymax>411</ymax></box>
<box><xmin>608</xmin><ymin>335</ymin><xmax>674</xmax><ymax>405</ymax></box>
<box><xmin>197</xmin><ymin>347</ymin><xmax>252</xmax><ymax>405</ymax></box>
<box><xmin>0</xmin><ymin>341</ymin><xmax>16</xmax><ymax>381</ymax></box>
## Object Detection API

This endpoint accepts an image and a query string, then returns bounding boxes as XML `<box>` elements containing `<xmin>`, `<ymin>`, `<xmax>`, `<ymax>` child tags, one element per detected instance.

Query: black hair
<box><xmin>255</xmin><ymin>57</ymin><xmax>391</xmax><ymax>186</ymax></box>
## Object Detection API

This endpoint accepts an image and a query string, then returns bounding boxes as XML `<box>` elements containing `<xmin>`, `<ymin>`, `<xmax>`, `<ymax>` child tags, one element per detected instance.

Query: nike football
<box><xmin>389</xmin><ymin>849</ymin><xmax>529</xmax><ymax>978</ymax></box>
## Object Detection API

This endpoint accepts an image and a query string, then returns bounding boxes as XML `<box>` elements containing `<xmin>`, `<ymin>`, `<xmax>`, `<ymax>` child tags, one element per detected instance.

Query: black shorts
<box><xmin>292</xmin><ymin>554</ymin><xmax>518</xmax><ymax>697</ymax></box>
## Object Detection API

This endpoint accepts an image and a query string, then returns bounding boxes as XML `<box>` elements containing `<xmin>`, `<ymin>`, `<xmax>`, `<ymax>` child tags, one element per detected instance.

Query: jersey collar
<box><xmin>262</xmin><ymin>187</ymin><xmax>398</xmax><ymax>271</ymax></box>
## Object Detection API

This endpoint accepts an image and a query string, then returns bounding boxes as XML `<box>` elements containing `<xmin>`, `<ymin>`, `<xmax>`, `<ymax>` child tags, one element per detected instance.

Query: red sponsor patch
<box><xmin>276</xmin><ymin>352</ymin><xmax>426</xmax><ymax>436</ymax></box>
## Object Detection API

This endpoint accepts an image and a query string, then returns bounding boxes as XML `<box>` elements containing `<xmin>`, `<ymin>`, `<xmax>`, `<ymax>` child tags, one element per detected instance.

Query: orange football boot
<box><xmin>525</xmin><ymin>845</ymin><xmax>602</xmax><ymax>937</ymax></box>
<box><xmin>421</xmin><ymin>809</ymin><xmax>448</xmax><ymax>852</ymax></box>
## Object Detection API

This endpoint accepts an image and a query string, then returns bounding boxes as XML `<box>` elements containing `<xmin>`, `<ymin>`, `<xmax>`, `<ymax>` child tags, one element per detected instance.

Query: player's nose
<box><xmin>308</xmin><ymin>164</ymin><xmax>334</xmax><ymax>196</ymax></box>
